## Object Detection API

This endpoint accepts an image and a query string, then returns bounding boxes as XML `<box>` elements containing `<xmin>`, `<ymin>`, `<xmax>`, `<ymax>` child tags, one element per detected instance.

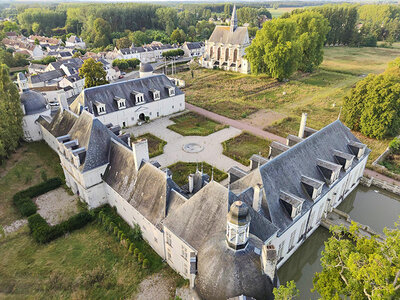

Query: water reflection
<box><xmin>278</xmin><ymin>186</ymin><xmax>400</xmax><ymax>299</ymax></box>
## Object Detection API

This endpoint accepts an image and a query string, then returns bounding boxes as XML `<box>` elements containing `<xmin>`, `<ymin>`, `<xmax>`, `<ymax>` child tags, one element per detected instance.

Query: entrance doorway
<box><xmin>139</xmin><ymin>113</ymin><xmax>145</xmax><ymax>121</ymax></box>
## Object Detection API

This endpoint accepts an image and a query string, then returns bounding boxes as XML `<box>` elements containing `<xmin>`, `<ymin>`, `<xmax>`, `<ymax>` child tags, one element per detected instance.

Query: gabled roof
<box><xmin>39</xmin><ymin>109</ymin><xmax>78</xmax><ymax>137</ymax></box>
<box><xmin>185</xmin><ymin>41</ymin><xmax>204</xmax><ymax>50</ymax></box>
<box><xmin>30</xmin><ymin>69</ymin><xmax>65</xmax><ymax>84</ymax></box>
<box><xmin>208</xmin><ymin>26</ymin><xmax>249</xmax><ymax>45</ymax></box>
<box><xmin>231</xmin><ymin>120</ymin><xmax>370</xmax><ymax>233</ymax></box>
<box><xmin>70</xmin><ymin>74</ymin><xmax>183</xmax><ymax>117</ymax></box>
<box><xmin>48</xmin><ymin>58</ymin><xmax>83</xmax><ymax>71</ymax></box>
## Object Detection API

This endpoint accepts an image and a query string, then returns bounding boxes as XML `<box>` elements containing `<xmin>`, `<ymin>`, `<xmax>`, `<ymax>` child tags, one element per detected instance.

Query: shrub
<box><xmin>132</xmin><ymin>224</ymin><xmax>142</xmax><ymax>241</ymax></box>
<box><xmin>17</xmin><ymin>198</ymin><xmax>37</xmax><ymax>217</ymax></box>
<box><xmin>129</xmin><ymin>243</ymin><xmax>134</xmax><ymax>253</ymax></box>
<box><xmin>134</xmin><ymin>248</ymin><xmax>139</xmax><ymax>258</ymax></box>
<box><xmin>138</xmin><ymin>253</ymin><xmax>144</xmax><ymax>263</ymax></box>
<box><xmin>113</xmin><ymin>226</ymin><xmax>118</xmax><ymax>235</ymax></box>
<box><xmin>118</xmin><ymin>230</ymin><xmax>123</xmax><ymax>239</ymax></box>
<box><xmin>389</xmin><ymin>137</ymin><xmax>400</xmax><ymax>154</ymax></box>
<box><xmin>120</xmin><ymin>233</ymin><xmax>125</xmax><ymax>241</ymax></box>
<box><xmin>125</xmin><ymin>238</ymin><xmax>131</xmax><ymax>248</ymax></box>
<box><xmin>142</xmin><ymin>258</ymin><xmax>149</xmax><ymax>269</ymax></box>
<box><xmin>13</xmin><ymin>177</ymin><xmax>62</xmax><ymax>204</ymax></box>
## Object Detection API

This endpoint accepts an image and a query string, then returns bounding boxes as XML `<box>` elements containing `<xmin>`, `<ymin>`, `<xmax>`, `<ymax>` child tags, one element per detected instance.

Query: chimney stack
<box><xmin>261</xmin><ymin>245</ymin><xmax>278</xmax><ymax>283</ymax></box>
<box><xmin>57</xmin><ymin>90</ymin><xmax>68</xmax><ymax>111</ymax></box>
<box><xmin>188</xmin><ymin>174</ymin><xmax>194</xmax><ymax>193</ymax></box>
<box><xmin>132</xmin><ymin>139</ymin><xmax>149</xmax><ymax>171</ymax></box>
<box><xmin>298</xmin><ymin>113</ymin><xmax>307</xmax><ymax>139</ymax></box>
<box><xmin>253</xmin><ymin>183</ymin><xmax>263</xmax><ymax>212</ymax></box>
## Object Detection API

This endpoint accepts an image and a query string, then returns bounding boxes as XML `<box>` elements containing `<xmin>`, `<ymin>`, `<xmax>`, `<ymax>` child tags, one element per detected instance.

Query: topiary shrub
<box><xmin>129</xmin><ymin>243</ymin><xmax>134</xmax><ymax>253</ymax></box>
<box><xmin>118</xmin><ymin>230</ymin><xmax>123</xmax><ymax>239</ymax></box>
<box><xmin>14</xmin><ymin>197</ymin><xmax>37</xmax><ymax>217</ymax></box>
<box><xmin>134</xmin><ymin>248</ymin><xmax>139</xmax><ymax>258</ymax></box>
<box><xmin>138</xmin><ymin>253</ymin><xmax>144</xmax><ymax>263</ymax></box>
<box><xmin>142</xmin><ymin>258</ymin><xmax>149</xmax><ymax>269</ymax></box>
<box><xmin>113</xmin><ymin>226</ymin><xmax>118</xmax><ymax>236</ymax></box>
<box><xmin>125</xmin><ymin>238</ymin><xmax>131</xmax><ymax>248</ymax></box>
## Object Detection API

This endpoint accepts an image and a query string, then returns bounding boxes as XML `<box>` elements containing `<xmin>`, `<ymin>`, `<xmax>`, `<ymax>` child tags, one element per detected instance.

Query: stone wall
<box><xmin>360</xmin><ymin>176</ymin><xmax>400</xmax><ymax>196</ymax></box>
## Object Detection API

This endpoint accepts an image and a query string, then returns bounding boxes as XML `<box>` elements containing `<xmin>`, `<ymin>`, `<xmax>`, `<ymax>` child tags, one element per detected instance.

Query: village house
<box><xmin>182</xmin><ymin>41</ymin><xmax>205</xmax><ymax>57</ymax></box>
<box><xmin>114</xmin><ymin>43</ymin><xmax>177</xmax><ymax>63</ymax></box>
<box><xmin>200</xmin><ymin>5</ymin><xmax>251</xmax><ymax>74</ymax></box>
<box><xmin>28</xmin><ymin>35</ymin><xmax>61</xmax><ymax>46</ymax></box>
<box><xmin>65</xmin><ymin>35</ymin><xmax>86</xmax><ymax>49</ymax></box>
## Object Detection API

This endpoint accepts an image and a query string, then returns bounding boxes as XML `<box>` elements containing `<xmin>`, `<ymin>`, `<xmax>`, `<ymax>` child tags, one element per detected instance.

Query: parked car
<box><xmin>119</xmin><ymin>75</ymin><xmax>124</xmax><ymax>79</ymax></box>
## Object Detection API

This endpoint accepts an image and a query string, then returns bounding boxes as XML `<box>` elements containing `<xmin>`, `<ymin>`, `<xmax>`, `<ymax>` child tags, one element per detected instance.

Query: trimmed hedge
<box><xmin>13</xmin><ymin>177</ymin><xmax>63</xmax><ymax>217</ymax></box>
<box><xmin>28</xmin><ymin>211</ymin><xmax>93</xmax><ymax>243</ymax></box>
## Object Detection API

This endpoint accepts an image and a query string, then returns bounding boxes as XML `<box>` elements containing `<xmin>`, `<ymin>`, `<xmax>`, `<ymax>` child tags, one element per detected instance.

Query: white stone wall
<box><xmin>40</xmin><ymin>125</ymin><xmax>59</xmax><ymax>152</ymax></box>
<box><xmin>22</xmin><ymin>109</ymin><xmax>51</xmax><ymax>142</ymax></box>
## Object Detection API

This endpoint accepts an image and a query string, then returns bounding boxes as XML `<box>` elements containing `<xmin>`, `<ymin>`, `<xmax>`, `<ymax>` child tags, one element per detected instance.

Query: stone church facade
<box><xmin>200</xmin><ymin>5</ymin><xmax>251</xmax><ymax>74</ymax></box>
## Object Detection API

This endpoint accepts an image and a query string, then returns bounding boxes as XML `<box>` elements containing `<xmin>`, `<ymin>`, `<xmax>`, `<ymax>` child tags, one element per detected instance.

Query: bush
<box><xmin>134</xmin><ymin>248</ymin><xmax>139</xmax><ymax>258</ymax></box>
<box><xmin>13</xmin><ymin>177</ymin><xmax>63</xmax><ymax>204</ymax></box>
<box><xmin>17</xmin><ymin>198</ymin><xmax>37</xmax><ymax>217</ymax></box>
<box><xmin>142</xmin><ymin>258</ymin><xmax>149</xmax><ymax>269</ymax></box>
<box><xmin>389</xmin><ymin>137</ymin><xmax>400</xmax><ymax>154</ymax></box>
<box><xmin>129</xmin><ymin>243</ymin><xmax>134</xmax><ymax>253</ymax></box>
<box><xmin>113</xmin><ymin>226</ymin><xmax>118</xmax><ymax>235</ymax></box>
<box><xmin>138</xmin><ymin>253</ymin><xmax>144</xmax><ymax>263</ymax></box>
<box><xmin>28</xmin><ymin>211</ymin><xmax>93</xmax><ymax>243</ymax></box>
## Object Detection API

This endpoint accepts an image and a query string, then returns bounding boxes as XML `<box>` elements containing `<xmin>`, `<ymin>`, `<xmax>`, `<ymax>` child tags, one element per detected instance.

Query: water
<box><xmin>278</xmin><ymin>185</ymin><xmax>400</xmax><ymax>299</ymax></box>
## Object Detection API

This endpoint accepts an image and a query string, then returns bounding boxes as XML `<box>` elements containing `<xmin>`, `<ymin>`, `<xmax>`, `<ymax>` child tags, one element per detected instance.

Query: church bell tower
<box><xmin>230</xmin><ymin>5</ymin><xmax>238</xmax><ymax>32</ymax></box>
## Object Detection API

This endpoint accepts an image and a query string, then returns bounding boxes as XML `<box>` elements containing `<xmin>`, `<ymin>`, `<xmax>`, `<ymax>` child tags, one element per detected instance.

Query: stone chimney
<box><xmin>253</xmin><ymin>183</ymin><xmax>263</xmax><ymax>212</ymax></box>
<box><xmin>188</xmin><ymin>174</ymin><xmax>194</xmax><ymax>193</ymax></box>
<box><xmin>132</xmin><ymin>139</ymin><xmax>149</xmax><ymax>171</ymax></box>
<box><xmin>298</xmin><ymin>113</ymin><xmax>307</xmax><ymax>139</ymax></box>
<box><xmin>261</xmin><ymin>245</ymin><xmax>278</xmax><ymax>282</ymax></box>
<box><xmin>57</xmin><ymin>90</ymin><xmax>68</xmax><ymax>111</ymax></box>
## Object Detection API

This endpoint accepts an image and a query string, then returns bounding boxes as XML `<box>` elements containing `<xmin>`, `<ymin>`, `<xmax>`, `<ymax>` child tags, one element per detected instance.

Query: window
<box><xmin>167</xmin><ymin>249</ymin><xmax>172</xmax><ymax>261</ymax></box>
<box><xmin>122</xmin><ymin>122</ymin><xmax>126</xmax><ymax>127</ymax></box>
<box><xmin>172</xmin><ymin>105</ymin><xmax>174</xmax><ymax>109</ymax></box>
<box><xmin>166</xmin><ymin>232</ymin><xmax>172</xmax><ymax>247</ymax></box>
<box><xmin>181</xmin><ymin>245</ymin><xmax>188</xmax><ymax>260</ymax></box>
<box><xmin>299</xmin><ymin>220</ymin><xmax>306</xmax><ymax>242</ymax></box>
<box><xmin>288</xmin><ymin>230</ymin><xmax>296</xmax><ymax>251</ymax></box>
<box><xmin>157</xmin><ymin>112</ymin><xmax>159</xmax><ymax>117</ymax></box>
<box><xmin>278</xmin><ymin>241</ymin><xmax>285</xmax><ymax>259</ymax></box>
<box><xmin>184</xmin><ymin>263</ymin><xmax>189</xmax><ymax>275</ymax></box>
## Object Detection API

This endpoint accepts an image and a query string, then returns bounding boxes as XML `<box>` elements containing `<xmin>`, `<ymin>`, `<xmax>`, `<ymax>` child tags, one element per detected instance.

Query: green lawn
<box><xmin>168</xmin><ymin>161</ymin><xmax>227</xmax><ymax>187</ymax></box>
<box><xmin>380</xmin><ymin>154</ymin><xmax>400</xmax><ymax>175</ymax></box>
<box><xmin>0</xmin><ymin>224</ymin><xmax>181</xmax><ymax>299</ymax></box>
<box><xmin>0</xmin><ymin>142</ymin><xmax>63</xmax><ymax>226</ymax></box>
<box><xmin>222</xmin><ymin>132</ymin><xmax>271</xmax><ymax>166</ymax></box>
<box><xmin>131</xmin><ymin>133</ymin><xmax>167</xmax><ymax>158</ymax></box>
<box><xmin>167</xmin><ymin>112</ymin><xmax>227</xmax><ymax>136</ymax></box>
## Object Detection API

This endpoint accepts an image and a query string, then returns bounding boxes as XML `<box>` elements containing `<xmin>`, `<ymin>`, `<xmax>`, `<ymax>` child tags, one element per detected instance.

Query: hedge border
<box><xmin>13</xmin><ymin>177</ymin><xmax>63</xmax><ymax>217</ymax></box>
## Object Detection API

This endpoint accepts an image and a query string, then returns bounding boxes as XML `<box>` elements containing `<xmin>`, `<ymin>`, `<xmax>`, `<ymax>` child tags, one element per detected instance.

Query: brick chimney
<box><xmin>261</xmin><ymin>245</ymin><xmax>278</xmax><ymax>282</ymax></box>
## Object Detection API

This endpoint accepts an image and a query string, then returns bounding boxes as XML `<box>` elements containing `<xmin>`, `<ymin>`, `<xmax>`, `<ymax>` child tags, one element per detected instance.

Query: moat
<box><xmin>278</xmin><ymin>185</ymin><xmax>400</xmax><ymax>299</ymax></box>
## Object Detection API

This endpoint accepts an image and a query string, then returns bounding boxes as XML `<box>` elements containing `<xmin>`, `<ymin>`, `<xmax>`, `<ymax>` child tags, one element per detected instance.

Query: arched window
<box><xmin>225</xmin><ymin>48</ymin><xmax>229</xmax><ymax>61</ymax></box>
<box><xmin>210</xmin><ymin>47</ymin><xmax>213</xmax><ymax>58</ymax></box>
<box><xmin>217</xmin><ymin>47</ymin><xmax>221</xmax><ymax>61</ymax></box>
<box><xmin>233</xmin><ymin>48</ymin><xmax>238</xmax><ymax>62</ymax></box>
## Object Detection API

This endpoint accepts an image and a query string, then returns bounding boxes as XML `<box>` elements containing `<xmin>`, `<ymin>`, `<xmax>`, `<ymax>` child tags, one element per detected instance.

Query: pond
<box><xmin>278</xmin><ymin>185</ymin><xmax>400</xmax><ymax>299</ymax></box>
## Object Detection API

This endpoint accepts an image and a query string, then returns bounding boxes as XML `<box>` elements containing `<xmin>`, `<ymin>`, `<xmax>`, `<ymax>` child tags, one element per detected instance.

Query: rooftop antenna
<box><xmin>338</xmin><ymin>106</ymin><xmax>342</xmax><ymax>120</ymax></box>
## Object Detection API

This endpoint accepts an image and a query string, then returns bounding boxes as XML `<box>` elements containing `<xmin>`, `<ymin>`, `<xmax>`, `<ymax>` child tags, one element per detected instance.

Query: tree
<box><xmin>313</xmin><ymin>221</ymin><xmax>400</xmax><ymax>299</ymax></box>
<box><xmin>156</xmin><ymin>7</ymin><xmax>178</xmax><ymax>35</ymax></box>
<box><xmin>224</xmin><ymin>4</ymin><xmax>231</xmax><ymax>18</ymax></box>
<box><xmin>189</xmin><ymin>60</ymin><xmax>200</xmax><ymax>78</ymax></box>
<box><xmin>273</xmin><ymin>281</ymin><xmax>299</xmax><ymax>300</ymax></box>
<box><xmin>292</xmin><ymin>11</ymin><xmax>330</xmax><ymax>72</ymax></box>
<box><xmin>170</xmin><ymin>28</ymin><xmax>186</xmax><ymax>44</ymax></box>
<box><xmin>128</xmin><ymin>30</ymin><xmax>149</xmax><ymax>47</ymax></box>
<box><xmin>0</xmin><ymin>64</ymin><xmax>23</xmax><ymax>161</ymax></box>
<box><xmin>92</xmin><ymin>18</ymin><xmax>112</xmax><ymax>48</ymax></box>
<box><xmin>246</xmin><ymin>18</ymin><xmax>300</xmax><ymax>81</ymax></box>
<box><xmin>162</xmin><ymin>49</ymin><xmax>184</xmax><ymax>58</ymax></box>
<box><xmin>2</xmin><ymin>21</ymin><xmax>19</xmax><ymax>33</ymax></box>
<box><xmin>32</xmin><ymin>22</ymin><xmax>40</xmax><ymax>34</ymax></box>
<box><xmin>79</xmin><ymin>58</ymin><xmax>108</xmax><ymax>88</ymax></box>
<box><xmin>34</xmin><ymin>38</ymin><xmax>40</xmax><ymax>45</ymax></box>
<box><xmin>116</xmin><ymin>37</ymin><xmax>131</xmax><ymax>49</ymax></box>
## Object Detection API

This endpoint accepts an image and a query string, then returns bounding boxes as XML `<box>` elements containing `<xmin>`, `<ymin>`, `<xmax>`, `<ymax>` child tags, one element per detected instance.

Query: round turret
<box><xmin>20</xmin><ymin>89</ymin><xmax>48</xmax><ymax>115</ymax></box>
<box><xmin>139</xmin><ymin>63</ymin><xmax>154</xmax><ymax>78</ymax></box>
<box><xmin>226</xmin><ymin>201</ymin><xmax>251</xmax><ymax>250</ymax></box>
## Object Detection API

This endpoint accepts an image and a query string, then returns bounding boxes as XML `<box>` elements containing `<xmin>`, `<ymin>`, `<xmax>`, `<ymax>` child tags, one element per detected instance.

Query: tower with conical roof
<box><xmin>230</xmin><ymin>4</ymin><xmax>238</xmax><ymax>32</ymax></box>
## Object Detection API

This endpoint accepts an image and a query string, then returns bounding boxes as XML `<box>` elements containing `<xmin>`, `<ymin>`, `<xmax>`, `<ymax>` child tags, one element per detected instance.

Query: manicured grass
<box><xmin>168</xmin><ymin>161</ymin><xmax>228</xmax><ymax>187</ymax></box>
<box><xmin>222</xmin><ymin>132</ymin><xmax>271</xmax><ymax>166</ymax></box>
<box><xmin>131</xmin><ymin>133</ymin><xmax>167</xmax><ymax>158</ymax></box>
<box><xmin>167</xmin><ymin>112</ymin><xmax>227</xmax><ymax>136</ymax></box>
<box><xmin>0</xmin><ymin>142</ymin><xmax>62</xmax><ymax>226</ymax></box>
<box><xmin>264</xmin><ymin>116</ymin><xmax>300</xmax><ymax>138</ymax></box>
<box><xmin>0</xmin><ymin>224</ymin><xmax>182</xmax><ymax>299</ymax></box>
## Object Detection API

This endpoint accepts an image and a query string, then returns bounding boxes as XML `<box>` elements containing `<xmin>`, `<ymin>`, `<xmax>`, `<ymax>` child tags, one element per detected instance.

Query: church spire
<box><xmin>230</xmin><ymin>4</ymin><xmax>238</xmax><ymax>32</ymax></box>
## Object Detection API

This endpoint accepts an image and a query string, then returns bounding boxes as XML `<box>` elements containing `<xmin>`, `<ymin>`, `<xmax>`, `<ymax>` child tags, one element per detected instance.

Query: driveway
<box><xmin>123</xmin><ymin>113</ymin><xmax>249</xmax><ymax>173</ymax></box>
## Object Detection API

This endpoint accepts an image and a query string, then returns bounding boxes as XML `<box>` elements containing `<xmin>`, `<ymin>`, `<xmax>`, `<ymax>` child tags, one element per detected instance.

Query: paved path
<box><xmin>124</xmin><ymin>114</ymin><xmax>248</xmax><ymax>173</ymax></box>
<box><xmin>364</xmin><ymin>168</ymin><xmax>400</xmax><ymax>186</ymax></box>
<box><xmin>185</xmin><ymin>103</ymin><xmax>287</xmax><ymax>144</ymax></box>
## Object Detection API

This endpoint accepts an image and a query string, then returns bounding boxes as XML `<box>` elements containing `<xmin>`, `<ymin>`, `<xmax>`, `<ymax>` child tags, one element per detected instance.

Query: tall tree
<box><xmin>92</xmin><ymin>18</ymin><xmax>112</xmax><ymax>48</ymax></box>
<box><xmin>0</xmin><ymin>64</ymin><xmax>23</xmax><ymax>161</ymax></box>
<box><xmin>273</xmin><ymin>280</ymin><xmax>299</xmax><ymax>300</ymax></box>
<box><xmin>116</xmin><ymin>37</ymin><xmax>131</xmax><ymax>49</ymax></box>
<box><xmin>79</xmin><ymin>58</ymin><xmax>108</xmax><ymax>88</ymax></box>
<box><xmin>224</xmin><ymin>3</ymin><xmax>231</xmax><ymax>18</ymax></box>
<box><xmin>313</xmin><ymin>221</ymin><xmax>400</xmax><ymax>299</ymax></box>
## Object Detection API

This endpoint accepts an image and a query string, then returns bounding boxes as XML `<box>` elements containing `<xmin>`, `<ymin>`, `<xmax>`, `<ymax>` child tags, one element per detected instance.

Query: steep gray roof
<box><xmin>231</xmin><ymin>120</ymin><xmax>371</xmax><ymax>233</ymax></box>
<box><xmin>70</xmin><ymin>74</ymin><xmax>183</xmax><ymax>117</ymax></box>
<box><xmin>139</xmin><ymin>62</ymin><xmax>153</xmax><ymax>72</ymax></box>
<box><xmin>20</xmin><ymin>89</ymin><xmax>48</xmax><ymax>115</ymax></box>
<box><xmin>185</xmin><ymin>42</ymin><xmax>204</xmax><ymax>50</ymax></box>
<box><xmin>48</xmin><ymin>58</ymin><xmax>83</xmax><ymax>70</ymax></box>
<box><xmin>30</xmin><ymin>69</ymin><xmax>65</xmax><ymax>84</ymax></box>
<box><xmin>208</xmin><ymin>26</ymin><xmax>249</xmax><ymax>45</ymax></box>
<box><xmin>39</xmin><ymin>109</ymin><xmax>78</xmax><ymax>137</ymax></box>
<box><xmin>195</xmin><ymin>232</ymin><xmax>275</xmax><ymax>300</ymax></box>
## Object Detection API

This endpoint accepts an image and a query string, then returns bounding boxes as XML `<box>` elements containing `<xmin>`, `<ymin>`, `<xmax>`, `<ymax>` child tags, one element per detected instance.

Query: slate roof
<box><xmin>20</xmin><ymin>89</ymin><xmax>48</xmax><ymax>115</ymax></box>
<box><xmin>30</xmin><ymin>69</ymin><xmax>65</xmax><ymax>84</ymax></box>
<box><xmin>231</xmin><ymin>120</ymin><xmax>371</xmax><ymax>234</ymax></box>
<box><xmin>39</xmin><ymin>109</ymin><xmax>78</xmax><ymax>137</ymax></box>
<box><xmin>70</xmin><ymin>74</ymin><xmax>183</xmax><ymax>117</ymax></box>
<box><xmin>59</xmin><ymin>51</ymin><xmax>73</xmax><ymax>58</ymax></box>
<box><xmin>66</xmin><ymin>35</ymin><xmax>82</xmax><ymax>43</ymax></box>
<box><xmin>185</xmin><ymin>42</ymin><xmax>204</xmax><ymax>50</ymax></box>
<box><xmin>103</xmin><ymin>147</ymin><xmax>185</xmax><ymax>228</ymax></box>
<box><xmin>208</xmin><ymin>26</ymin><xmax>249</xmax><ymax>45</ymax></box>
<box><xmin>48</xmin><ymin>58</ymin><xmax>83</xmax><ymax>71</ymax></box>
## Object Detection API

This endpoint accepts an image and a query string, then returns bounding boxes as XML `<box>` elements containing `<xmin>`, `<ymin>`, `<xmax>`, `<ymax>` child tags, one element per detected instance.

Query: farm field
<box><xmin>270</xmin><ymin>7</ymin><xmax>299</xmax><ymax>18</ymax></box>
<box><xmin>177</xmin><ymin>45</ymin><xmax>400</xmax><ymax>165</ymax></box>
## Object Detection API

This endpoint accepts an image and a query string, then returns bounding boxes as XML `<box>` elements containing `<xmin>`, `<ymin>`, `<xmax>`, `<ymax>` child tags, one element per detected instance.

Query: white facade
<box><xmin>22</xmin><ymin>109</ymin><xmax>51</xmax><ymax>142</ymax></box>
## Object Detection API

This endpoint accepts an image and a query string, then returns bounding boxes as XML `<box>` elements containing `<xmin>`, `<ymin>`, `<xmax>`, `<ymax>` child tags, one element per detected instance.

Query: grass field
<box><xmin>168</xmin><ymin>112</ymin><xmax>227</xmax><ymax>136</ymax></box>
<box><xmin>0</xmin><ymin>224</ymin><xmax>181</xmax><ymax>299</ymax></box>
<box><xmin>168</xmin><ymin>161</ymin><xmax>227</xmax><ymax>186</ymax></box>
<box><xmin>0</xmin><ymin>142</ymin><xmax>63</xmax><ymax>226</ymax></box>
<box><xmin>270</xmin><ymin>7</ymin><xmax>298</xmax><ymax>18</ymax></box>
<box><xmin>222</xmin><ymin>133</ymin><xmax>271</xmax><ymax>166</ymax></box>
<box><xmin>131</xmin><ymin>133</ymin><xmax>167</xmax><ymax>158</ymax></box>
<box><xmin>178</xmin><ymin>46</ymin><xmax>400</xmax><ymax>165</ymax></box>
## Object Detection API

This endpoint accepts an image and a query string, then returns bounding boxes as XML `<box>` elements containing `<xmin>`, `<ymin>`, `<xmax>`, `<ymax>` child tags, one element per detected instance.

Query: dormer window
<box><xmin>94</xmin><ymin>101</ymin><xmax>106</xmax><ymax>115</ymax></box>
<box><xmin>317</xmin><ymin>159</ymin><xmax>342</xmax><ymax>185</ymax></box>
<box><xmin>333</xmin><ymin>150</ymin><xmax>355</xmax><ymax>171</ymax></box>
<box><xmin>348</xmin><ymin>141</ymin><xmax>366</xmax><ymax>159</ymax></box>
<box><xmin>72</xmin><ymin>147</ymin><xmax>86</xmax><ymax>168</ymax></box>
<box><xmin>114</xmin><ymin>96</ymin><xmax>126</xmax><ymax>110</ymax></box>
<box><xmin>132</xmin><ymin>91</ymin><xmax>145</xmax><ymax>104</ymax></box>
<box><xmin>166</xmin><ymin>85</ymin><xmax>175</xmax><ymax>97</ymax></box>
<box><xmin>280</xmin><ymin>191</ymin><xmax>304</xmax><ymax>220</ymax></box>
<box><xmin>150</xmin><ymin>89</ymin><xmax>160</xmax><ymax>100</ymax></box>
<box><xmin>301</xmin><ymin>175</ymin><xmax>324</xmax><ymax>201</ymax></box>
<box><xmin>269</xmin><ymin>141</ymin><xmax>290</xmax><ymax>159</ymax></box>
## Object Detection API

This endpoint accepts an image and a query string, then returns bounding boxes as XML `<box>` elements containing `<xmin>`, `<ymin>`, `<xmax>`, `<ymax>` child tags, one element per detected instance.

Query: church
<box><xmin>200</xmin><ymin>5</ymin><xmax>251</xmax><ymax>74</ymax></box>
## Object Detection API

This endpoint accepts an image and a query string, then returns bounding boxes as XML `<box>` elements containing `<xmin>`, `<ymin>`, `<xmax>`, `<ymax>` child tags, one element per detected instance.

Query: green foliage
<box><xmin>156</xmin><ymin>7</ymin><xmax>178</xmax><ymax>35</ymax></box>
<box><xmin>79</xmin><ymin>58</ymin><xmax>109</xmax><ymax>88</ymax></box>
<box><xmin>273</xmin><ymin>280</ymin><xmax>299</xmax><ymax>300</ymax></box>
<box><xmin>40</xmin><ymin>170</ymin><xmax>48</xmax><ymax>182</ymax></box>
<box><xmin>142</xmin><ymin>258</ymin><xmax>149</xmax><ymax>269</ymax></box>
<box><xmin>132</xmin><ymin>224</ymin><xmax>142</xmax><ymax>241</ymax></box>
<box><xmin>129</xmin><ymin>243</ymin><xmax>134</xmax><ymax>253</ymax></box>
<box><xmin>313</xmin><ymin>221</ymin><xmax>400</xmax><ymax>299</ymax></box>
<box><xmin>162</xmin><ymin>49</ymin><xmax>184</xmax><ymax>58</ymax></box>
<box><xmin>170</xmin><ymin>28</ymin><xmax>186</xmax><ymax>44</ymax></box>
<box><xmin>28</xmin><ymin>211</ymin><xmax>93</xmax><ymax>243</ymax></box>
<box><xmin>116</xmin><ymin>37</ymin><xmax>131</xmax><ymax>49</ymax></box>
<box><xmin>389</xmin><ymin>137</ymin><xmax>400</xmax><ymax>154</ymax></box>
<box><xmin>137</xmin><ymin>252</ymin><xmax>144</xmax><ymax>263</ymax></box>
<box><xmin>15</xmin><ymin>197</ymin><xmax>37</xmax><ymax>217</ymax></box>
<box><xmin>112</xmin><ymin>58</ymin><xmax>140</xmax><ymax>71</ymax></box>
<box><xmin>31</xmin><ymin>56</ymin><xmax>57</xmax><ymax>65</ymax></box>
<box><xmin>134</xmin><ymin>248</ymin><xmax>139</xmax><ymax>258</ymax></box>
<box><xmin>0</xmin><ymin>64</ymin><xmax>23</xmax><ymax>161</ymax></box>
<box><xmin>17</xmin><ymin>8</ymin><xmax>66</xmax><ymax>35</ymax></box>
<box><xmin>131</xmin><ymin>133</ymin><xmax>167</xmax><ymax>158</ymax></box>
<box><xmin>343</xmin><ymin>62</ymin><xmax>400</xmax><ymax>139</ymax></box>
